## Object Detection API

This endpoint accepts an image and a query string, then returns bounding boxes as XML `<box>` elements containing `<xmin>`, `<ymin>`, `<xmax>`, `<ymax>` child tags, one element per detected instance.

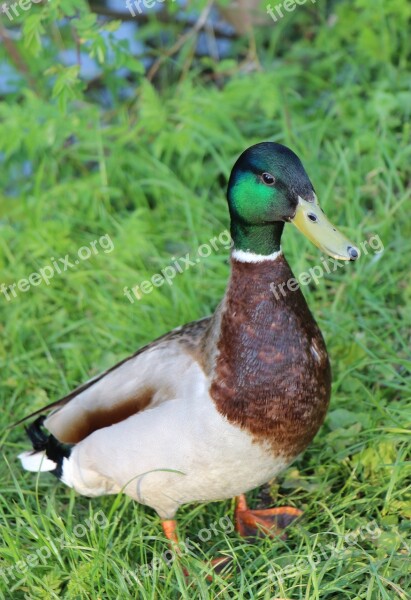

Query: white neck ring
<box><xmin>231</xmin><ymin>248</ymin><xmax>283</xmax><ymax>263</ymax></box>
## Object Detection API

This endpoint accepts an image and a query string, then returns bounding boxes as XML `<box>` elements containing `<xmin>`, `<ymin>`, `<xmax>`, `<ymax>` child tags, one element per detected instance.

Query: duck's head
<box><xmin>227</xmin><ymin>142</ymin><xmax>358</xmax><ymax>260</ymax></box>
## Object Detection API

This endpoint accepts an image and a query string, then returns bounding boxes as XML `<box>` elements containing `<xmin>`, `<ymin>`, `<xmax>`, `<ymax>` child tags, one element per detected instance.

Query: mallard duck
<box><xmin>18</xmin><ymin>142</ymin><xmax>358</xmax><ymax>557</ymax></box>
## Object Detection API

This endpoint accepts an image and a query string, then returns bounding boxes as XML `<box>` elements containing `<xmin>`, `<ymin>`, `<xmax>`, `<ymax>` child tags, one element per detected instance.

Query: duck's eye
<box><xmin>261</xmin><ymin>172</ymin><xmax>275</xmax><ymax>186</ymax></box>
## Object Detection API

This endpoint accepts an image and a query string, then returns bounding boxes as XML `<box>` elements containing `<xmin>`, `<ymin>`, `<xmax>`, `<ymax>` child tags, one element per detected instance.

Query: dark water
<box><xmin>0</xmin><ymin>0</ymin><xmax>236</xmax><ymax>96</ymax></box>
<box><xmin>0</xmin><ymin>1</ymin><xmax>237</xmax><ymax>196</ymax></box>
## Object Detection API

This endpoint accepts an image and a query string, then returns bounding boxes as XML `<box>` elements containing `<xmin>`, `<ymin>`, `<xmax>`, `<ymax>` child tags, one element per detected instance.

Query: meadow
<box><xmin>0</xmin><ymin>0</ymin><xmax>410</xmax><ymax>598</ymax></box>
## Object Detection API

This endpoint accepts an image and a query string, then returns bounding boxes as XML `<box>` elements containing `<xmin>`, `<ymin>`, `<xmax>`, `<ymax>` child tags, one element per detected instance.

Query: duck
<box><xmin>17</xmin><ymin>142</ymin><xmax>358</xmax><ymax>562</ymax></box>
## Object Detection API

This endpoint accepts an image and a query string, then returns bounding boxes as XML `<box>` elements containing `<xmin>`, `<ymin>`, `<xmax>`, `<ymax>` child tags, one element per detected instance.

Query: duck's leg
<box><xmin>235</xmin><ymin>494</ymin><xmax>303</xmax><ymax>539</ymax></box>
<box><xmin>161</xmin><ymin>519</ymin><xmax>179</xmax><ymax>544</ymax></box>
<box><xmin>161</xmin><ymin>519</ymin><xmax>231</xmax><ymax>575</ymax></box>
<box><xmin>161</xmin><ymin>520</ymin><xmax>191</xmax><ymax>577</ymax></box>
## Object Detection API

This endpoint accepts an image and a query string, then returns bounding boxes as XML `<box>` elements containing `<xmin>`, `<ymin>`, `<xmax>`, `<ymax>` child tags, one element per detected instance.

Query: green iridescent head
<box><xmin>227</xmin><ymin>142</ymin><xmax>358</xmax><ymax>260</ymax></box>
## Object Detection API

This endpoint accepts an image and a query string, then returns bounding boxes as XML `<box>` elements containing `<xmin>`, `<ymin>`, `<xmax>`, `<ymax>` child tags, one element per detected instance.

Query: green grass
<box><xmin>0</xmin><ymin>1</ymin><xmax>411</xmax><ymax>598</ymax></box>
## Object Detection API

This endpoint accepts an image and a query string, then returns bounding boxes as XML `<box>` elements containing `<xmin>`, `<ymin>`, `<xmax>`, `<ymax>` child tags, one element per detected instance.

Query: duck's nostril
<box><xmin>347</xmin><ymin>246</ymin><xmax>359</xmax><ymax>260</ymax></box>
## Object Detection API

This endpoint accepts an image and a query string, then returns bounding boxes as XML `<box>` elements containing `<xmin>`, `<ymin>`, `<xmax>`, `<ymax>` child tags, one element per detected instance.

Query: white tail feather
<box><xmin>18</xmin><ymin>450</ymin><xmax>57</xmax><ymax>472</ymax></box>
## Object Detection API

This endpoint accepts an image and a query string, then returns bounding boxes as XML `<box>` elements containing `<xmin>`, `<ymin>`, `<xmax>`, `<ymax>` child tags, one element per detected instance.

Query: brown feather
<box><xmin>12</xmin><ymin>319</ymin><xmax>211</xmax><ymax>432</ymax></box>
<box><xmin>210</xmin><ymin>255</ymin><xmax>331</xmax><ymax>459</ymax></box>
<box><xmin>56</xmin><ymin>387</ymin><xmax>155</xmax><ymax>444</ymax></box>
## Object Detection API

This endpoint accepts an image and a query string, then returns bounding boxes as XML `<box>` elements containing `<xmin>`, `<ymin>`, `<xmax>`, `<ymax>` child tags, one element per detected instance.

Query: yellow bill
<box><xmin>292</xmin><ymin>195</ymin><xmax>359</xmax><ymax>261</ymax></box>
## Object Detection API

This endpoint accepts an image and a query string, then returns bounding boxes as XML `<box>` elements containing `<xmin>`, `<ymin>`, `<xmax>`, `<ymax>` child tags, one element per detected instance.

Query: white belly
<box><xmin>66</xmin><ymin>366</ymin><xmax>290</xmax><ymax>518</ymax></box>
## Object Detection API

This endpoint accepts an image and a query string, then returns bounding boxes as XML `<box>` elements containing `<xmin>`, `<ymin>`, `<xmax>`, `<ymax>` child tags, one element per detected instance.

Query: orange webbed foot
<box><xmin>235</xmin><ymin>494</ymin><xmax>303</xmax><ymax>539</ymax></box>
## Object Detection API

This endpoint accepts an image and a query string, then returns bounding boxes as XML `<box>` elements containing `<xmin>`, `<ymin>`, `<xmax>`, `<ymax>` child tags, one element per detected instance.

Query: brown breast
<box><xmin>210</xmin><ymin>254</ymin><xmax>331</xmax><ymax>459</ymax></box>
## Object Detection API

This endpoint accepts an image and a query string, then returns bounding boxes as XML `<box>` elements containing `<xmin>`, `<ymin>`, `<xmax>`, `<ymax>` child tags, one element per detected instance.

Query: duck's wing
<box><xmin>16</xmin><ymin>317</ymin><xmax>212</xmax><ymax>444</ymax></box>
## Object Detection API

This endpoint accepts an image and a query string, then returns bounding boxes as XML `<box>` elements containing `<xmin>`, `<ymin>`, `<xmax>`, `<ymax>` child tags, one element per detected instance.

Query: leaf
<box><xmin>327</xmin><ymin>408</ymin><xmax>371</xmax><ymax>430</ymax></box>
<box><xmin>50</xmin><ymin>65</ymin><xmax>84</xmax><ymax>112</ymax></box>
<box><xmin>22</xmin><ymin>13</ymin><xmax>45</xmax><ymax>55</ymax></box>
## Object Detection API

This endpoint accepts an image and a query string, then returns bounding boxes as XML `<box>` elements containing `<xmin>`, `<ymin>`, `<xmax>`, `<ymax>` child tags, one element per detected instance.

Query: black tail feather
<box><xmin>26</xmin><ymin>416</ymin><xmax>72</xmax><ymax>478</ymax></box>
